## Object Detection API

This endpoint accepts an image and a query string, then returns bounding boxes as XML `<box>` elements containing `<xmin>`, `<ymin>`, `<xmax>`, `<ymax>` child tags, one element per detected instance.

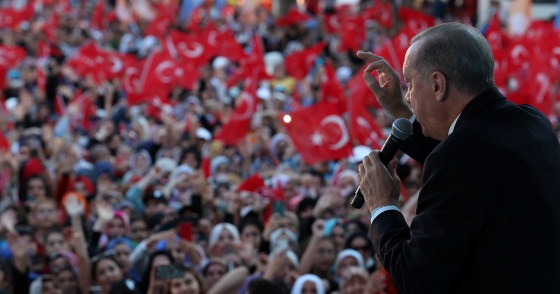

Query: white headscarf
<box><xmin>338</xmin><ymin>170</ymin><xmax>358</xmax><ymax>187</ymax></box>
<box><xmin>335</xmin><ymin>249</ymin><xmax>365</xmax><ymax>270</ymax></box>
<box><xmin>290</xmin><ymin>274</ymin><xmax>326</xmax><ymax>294</ymax></box>
<box><xmin>270</xmin><ymin>228</ymin><xmax>298</xmax><ymax>252</ymax></box>
<box><xmin>210</xmin><ymin>155</ymin><xmax>231</xmax><ymax>176</ymax></box>
<box><xmin>208</xmin><ymin>223</ymin><xmax>241</xmax><ymax>247</ymax></box>
<box><xmin>129</xmin><ymin>149</ymin><xmax>152</xmax><ymax>174</ymax></box>
<box><xmin>170</xmin><ymin>164</ymin><xmax>194</xmax><ymax>181</ymax></box>
<box><xmin>269</xmin><ymin>250</ymin><xmax>300</xmax><ymax>268</ymax></box>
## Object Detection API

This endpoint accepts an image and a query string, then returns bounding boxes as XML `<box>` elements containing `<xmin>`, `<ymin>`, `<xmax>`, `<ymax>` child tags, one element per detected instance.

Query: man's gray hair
<box><xmin>409</xmin><ymin>22</ymin><xmax>497</xmax><ymax>96</ymax></box>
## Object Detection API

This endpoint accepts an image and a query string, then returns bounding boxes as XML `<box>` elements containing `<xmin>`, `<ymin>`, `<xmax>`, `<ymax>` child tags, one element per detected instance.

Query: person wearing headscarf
<box><xmin>269</xmin><ymin>228</ymin><xmax>299</xmax><ymax>253</ymax></box>
<box><xmin>49</xmin><ymin>250</ymin><xmax>79</xmax><ymax>274</ymax></box>
<box><xmin>324</xmin><ymin>219</ymin><xmax>345</xmax><ymax>253</ymax></box>
<box><xmin>209</xmin><ymin>223</ymin><xmax>241</xmax><ymax>251</ymax></box>
<box><xmin>269</xmin><ymin>133</ymin><xmax>291</xmax><ymax>161</ymax></box>
<box><xmin>336</xmin><ymin>170</ymin><xmax>358</xmax><ymax>197</ymax></box>
<box><xmin>334</xmin><ymin>249</ymin><xmax>365</xmax><ymax>284</ymax></box>
<box><xmin>210</xmin><ymin>155</ymin><xmax>231</xmax><ymax>176</ymax></box>
<box><xmin>129</xmin><ymin>149</ymin><xmax>152</xmax><ymax>175</ymax></box>
<box><xmin>155</xmin><ymin>147</ymin><xmax>180</xmax><ymax>163</ymax></box>
<box><xmin>251</xmin><ymin>157</ymin><xmax>275</xmax><ymax>174</ymax></box>
<box><xmin>290</xmin><ymin>274</ymin><xmax>326</xmax><ymax>294</ymax></box>
<box><xmin>338</xmin><ymin>266</ymin><xmax>369</xmax><ymax>294</ymax></box>
<box><xmin>106</xmin><ymin>237</ymin><xmax>137</xmax><ymax>280</ymax></box>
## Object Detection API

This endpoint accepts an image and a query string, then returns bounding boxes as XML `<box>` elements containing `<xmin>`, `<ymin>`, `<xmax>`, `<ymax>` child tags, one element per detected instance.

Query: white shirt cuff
<box><xmin>371</xmin><ymin>205</ymin><xmax>401</xmax><ymax>224</ymax></box>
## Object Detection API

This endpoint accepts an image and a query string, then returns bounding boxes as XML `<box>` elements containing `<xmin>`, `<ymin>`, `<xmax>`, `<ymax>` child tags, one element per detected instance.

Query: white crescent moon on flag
<box><xmin>320</xmin><ymin>115</ymin><xmax>349</xmax><ymax>150</ymax></box>
<box><xmin>109</xmin><ymin>56</ymin><xmax>123</xmax><ymax>73</ymax></box>
<box><xmin>235</xmin><ymin>92</ymin><xmax>254</xmax><ymax>120</ymax></box>
<box><xmin>124</xmin><ymin>67</ymin><xmax>139</xmax><ymax>92</ymax></box>
<box><xmin>357</xmin><ymin>116</ymin><xmax>379</xmax><ymax>142</ymax></box>
<box><xmin>329</xmin><ymin>15</ymin><xmax>340</xmax><ymax>30</ymax></box>
<box><xmin>487</xmin><ymin>32</ymin><xmax>500</xmax><ymax>45</ymax></box>
<box><xmin>178</xmin><ymin>41</ymin><xmax>204</xmax><ymax>59</ymax></box>
<box><xmin>207</xmin><ymin>31</ymin><xmax>218</xmax><ymax>46</ymax></box>
<box><xmin>357</xmin><ymin>117</ymin><xmax>371</xmax><ymax>131</ymax></box>
<box><xmin>510</xmin><ymin>45</ymin><xmax>528</xmax><ymax>60</ymax></box>
<box><xmin>155</xmin><ymin>61</ymin><xmax>175</xmax><ymax>84</ymax></box>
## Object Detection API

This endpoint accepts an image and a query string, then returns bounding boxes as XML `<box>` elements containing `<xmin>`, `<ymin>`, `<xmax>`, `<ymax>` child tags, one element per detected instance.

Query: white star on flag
<box><xmin>311</xmin><ymin>131</ymin><xmax>323</xmax><ymax>146</ymax></box>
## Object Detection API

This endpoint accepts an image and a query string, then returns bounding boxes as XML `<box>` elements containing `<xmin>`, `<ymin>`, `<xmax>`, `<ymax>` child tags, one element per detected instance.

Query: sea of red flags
<box><xmin>1</xmin><ymin>0</ymin><xmax>560</xmax><ymax>164</ymax></box>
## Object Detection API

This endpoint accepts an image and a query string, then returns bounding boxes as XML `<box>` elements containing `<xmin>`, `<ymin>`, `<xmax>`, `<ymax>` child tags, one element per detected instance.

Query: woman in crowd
<box><xmin>165</xmin><ymin>267</ymin><xmax>206</xmax><ymax>294</ymax></box>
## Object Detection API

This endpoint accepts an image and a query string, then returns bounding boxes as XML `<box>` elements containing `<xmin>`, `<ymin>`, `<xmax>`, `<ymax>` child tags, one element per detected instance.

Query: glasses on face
<box><xmin>352</xmin><ymin>245</ymin><xmax>370</xmax><ymax>252</ymax></box>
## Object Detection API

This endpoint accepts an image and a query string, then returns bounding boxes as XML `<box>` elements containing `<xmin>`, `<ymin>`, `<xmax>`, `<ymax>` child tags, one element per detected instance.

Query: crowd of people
<box><xmin>0</xmin><ymin>0</ymin><xmax>513</xmax><ymax>293</ymax></box>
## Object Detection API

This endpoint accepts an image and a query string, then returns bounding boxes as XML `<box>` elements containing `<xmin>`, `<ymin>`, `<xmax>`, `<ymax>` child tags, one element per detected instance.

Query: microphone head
<box><xmin>392</xmin><ymin>118</ymin><xmax>413</xmax><ymax>140</ymax></box>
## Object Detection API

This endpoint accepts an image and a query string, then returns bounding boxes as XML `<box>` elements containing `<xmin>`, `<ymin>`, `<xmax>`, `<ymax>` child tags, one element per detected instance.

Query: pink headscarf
<box><xmin>103</xmin><ymin>210</ymin><xmax>131</xmax><ymax>236</ymax></box>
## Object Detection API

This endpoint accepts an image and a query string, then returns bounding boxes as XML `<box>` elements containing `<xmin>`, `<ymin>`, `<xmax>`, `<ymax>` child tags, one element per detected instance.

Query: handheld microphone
<box><xmin>351</xmin><ymin>117</ymin><xmax>414</xmax><ymax>209</ymax></box>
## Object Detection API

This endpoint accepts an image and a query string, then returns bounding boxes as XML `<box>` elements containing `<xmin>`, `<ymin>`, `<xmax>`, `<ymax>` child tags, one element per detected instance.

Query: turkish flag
<box><xmin>138</xmin><ymin>49</ymin><xmax>192</xmax><ymax>99</ymax></box>
<box><xmin>321</xmin><ymin>62</ymin><xmax>347</xmax><ymax>113</ymax></box>
<box><xmin>280</xmin><ymin>102</ymin><xmax>353</xmax><ymax>164</ymax></box>
<box><xmin>238</xmin><ymin>173</ymin><xmax>267</xmax><ymax>192</ymax></box>
<box><xmin>91</xmin><ymin>0</ymin><xmax>106</xmax><ymax>30</ymax></box>
<box><xmin>154</xmin><ymin>2</ymin><xmax>178</xmax><ymax>22</ymax></box>
<box><xmin>347</xmin><ymin>63</ymin><xmax>382</xmax><ymax>109</ymax></box>
<box><xmin>227</xmin><ymin>34</ymin><xmax>269</xmax><ymax>87</ymax></box>
<box><xmin>144</xmin><ymin>15</ymin><xmax>173</xmax><ymax>38</ymax></box>
<box><xmin>42</xmin><ymin>12</ymin><xmax>59</xmax><ymax>44</ymax></box>
<box><xmin>168</xmin><ymin>30</ymin><xmax>211</xmax><ymax>68</ymax></box>
<box><xmin>349</xmin><ymin>95</ymin><xmax>384</xmax><ymax>149</ymax></box>
<box><xmin>275</xmin><ymin>7</ymin><xmax>312</xmax><ymax>27</ymax></box>
<box><xmin>0</xmin><ymin>45</ymin><xmax>27</xmax><ymax>68</ymax></box>
<box><xmin>0</xmin><ymin>44</ymin><xmax>26</xmax><ymax>90</ymax></box>
<box><xmin>54</xmin><ymin>94</ymin><xmax>66</xmax><ymax>115</ymax></box>
<box><xmin>66</xmin><ymin>43</ymin><xmax>126</xmax><ymax>84</ymax></box>
<box><xmin>398</xmin><ymin>7</ymin><xmax>435</xmax><ymax>34</ymax></box>
<box><xmin>484</xmin><ymin>13</ymin><xmax>508</xmax><ymax>51</ymax></box>
<box><xmin>339</xmin><ymin>15</ymin><xmax>364</xmax><ymax>52</ymax></box>
<box><xmin>365</xmin><ymin>1</ymin><xmax>394</xmax><ymax>29</ymax></box>
<box><xmin>324</xmin><ymin>13</ymin><xmax>342</xmax><ymax>33</ymax></box>
<box><xmin>199</xmin><ymin>22</ymin><xmax>220</xmax><ymax>59</ymax></box>
<box><xmin>68</xmin><ymin>91</ymin><xmax>96</xmax><ymax>130</ymax></box>
<box><xmin>285</xmin><ymin>42</ymin><xmax>325</xmax><ymax>79</ymax></box>
<box><xmin>0</xmin><ymin>0</ymin><xmax>35</xmax><ymax>29</ymax></box>
<box><xmin>123</xmin><ymin>54</ymin><xmax>145</xmax><ymax>96</ymax></box>
<box><xmin>492</xmin><ymin>49</ymin><xmax>510</xmax><ymax>91</ymax></box>
<box><xmin>215</xmin><ymin>71</ymin><xmax>259</xmax><ymax>146</ymax></box>
<box><xmin>215</xmin><ymin>27</ymin><xmax>246</xmax><ymax>62</ymax></box>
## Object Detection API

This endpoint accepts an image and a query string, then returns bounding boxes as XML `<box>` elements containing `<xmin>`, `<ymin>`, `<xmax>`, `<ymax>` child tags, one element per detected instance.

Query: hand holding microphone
<box><xmin>352</xmin><ymin>118</ymin><xmax>413</xmax><ymax>210</ymax></box>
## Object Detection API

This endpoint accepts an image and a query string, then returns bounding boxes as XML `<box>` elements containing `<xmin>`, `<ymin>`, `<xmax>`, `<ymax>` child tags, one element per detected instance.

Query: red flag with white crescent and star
<box><xmin>215</xmin><ymin>70</ymin><xmax>259</xmax><ymax>146</ymax></box>
<box><xmin>280</xmin><ymin>102</ymin><xmax>353</xmax><ymax>164</ymax></box>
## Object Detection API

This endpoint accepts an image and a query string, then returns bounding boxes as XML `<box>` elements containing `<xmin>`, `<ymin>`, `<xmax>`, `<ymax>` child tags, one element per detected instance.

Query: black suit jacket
<box><xmin>370</xmin><ymin>88</ymin><xmax>560</xmax><ymax>293</ymax></box>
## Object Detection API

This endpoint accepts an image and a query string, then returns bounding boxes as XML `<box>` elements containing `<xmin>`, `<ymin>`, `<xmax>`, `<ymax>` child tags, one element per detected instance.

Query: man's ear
<box><xmin>431</xmin><ymin>71</ymin><xmax>447</xmax><ymax>102</ymax></box>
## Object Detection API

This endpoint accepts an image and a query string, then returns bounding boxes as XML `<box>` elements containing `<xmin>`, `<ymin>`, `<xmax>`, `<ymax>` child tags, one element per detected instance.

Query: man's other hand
<box><xmin>357</xmin><ymin>150</ymin><xmax>401</xmax><ymax>214</ymax></box>
<box><xmin>356</xmin><ymin>50</ymin><xmax>413</xmax><ymax>120</ymax></box>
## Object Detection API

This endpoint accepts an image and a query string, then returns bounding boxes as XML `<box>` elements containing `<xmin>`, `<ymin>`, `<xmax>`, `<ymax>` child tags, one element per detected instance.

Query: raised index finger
<box><xmin>357</xmin><ymin>50</ymin><xmax>383</xmax><ymax>63</ymax></box>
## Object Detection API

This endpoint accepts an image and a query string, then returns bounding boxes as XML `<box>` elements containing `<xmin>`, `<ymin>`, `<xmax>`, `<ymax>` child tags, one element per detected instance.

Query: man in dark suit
<box><xmin>355</xmin><ymin>22</ymin><xmax>560</xmax><ymax>293</ymax></box>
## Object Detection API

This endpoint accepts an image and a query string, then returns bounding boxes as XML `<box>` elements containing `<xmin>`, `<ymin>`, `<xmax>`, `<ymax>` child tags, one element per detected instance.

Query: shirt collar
<box><xmin>448</xmin><ymin>114</ymin><xmax>461</xmax><ymax>135</ymax></box>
